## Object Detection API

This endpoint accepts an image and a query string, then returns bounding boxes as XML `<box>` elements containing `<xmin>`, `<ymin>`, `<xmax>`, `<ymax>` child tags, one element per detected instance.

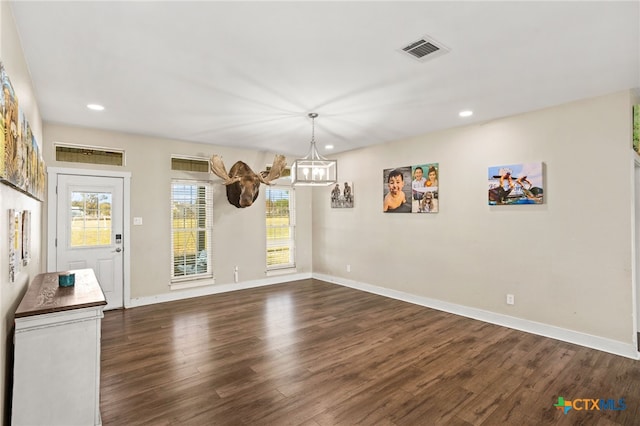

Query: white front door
<box><xmin>56</xmin><ymin>174</ymin><xmax>124</xmax><ymax>310</ymax></box>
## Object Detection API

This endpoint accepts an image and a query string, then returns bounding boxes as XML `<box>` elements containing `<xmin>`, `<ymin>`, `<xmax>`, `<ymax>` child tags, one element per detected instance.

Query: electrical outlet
<box><xmin>506</xmin><ymin>294</ymin><xmax>515</xmax><ymax>305</ymax></box>
<box><xmin>346</xmin><ymin>264</ymin><xmax>351</xmax><ymax>272</ymax></box>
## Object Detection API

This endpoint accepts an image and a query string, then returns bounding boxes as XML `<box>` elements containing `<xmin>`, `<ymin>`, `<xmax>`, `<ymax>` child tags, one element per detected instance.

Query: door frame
<box><xmin>47</xmin><ymin>167</ymin><xmax>132</xmax><ymax>308</ymax></box>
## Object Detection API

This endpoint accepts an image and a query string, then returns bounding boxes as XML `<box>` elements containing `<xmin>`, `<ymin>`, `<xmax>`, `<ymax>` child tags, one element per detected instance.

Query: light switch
<box><xmin>133</xmin><ymin>217</ymin><xmax>143</xmax><ymax>226</ymax></box>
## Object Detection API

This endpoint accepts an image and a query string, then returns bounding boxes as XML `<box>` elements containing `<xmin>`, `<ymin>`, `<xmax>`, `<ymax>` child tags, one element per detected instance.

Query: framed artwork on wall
<box><xmin>0</xmin><ymin>88</ymin><xmax>4</xmax><ymax>180</ymax></box>
<box><xmin>8</xmin><ymin>209</ymin><xmax>20</xmax><ymax>283</ymax></box>
<box><xmin>22</xmin><ymin>210</ymin><xmax>31</xmax><ymax>266</ymax></box>
<box><xmin>488</xmin><ymin>162</ymin><xmax>544</xmax><ymax>205</ymax></box>
<box><xmin>633</xmin><ymin>105</ymin><xmax>639</xmax><ymax>154</ymax></box>
<box><xmin>383</xmin><ymin>163</ymin><xmax>441</xmax><ymax>213</ymax></box>
<box><xmin>411</xmin><ymin>163</ymin><xmax>439</xmax><ymax>213</ymax></box>
<box><xmin>330</xmin><ymin>181</ymin><xmax>354</xmax><ymax>208</ymax></box>
<box><xmin>0</xmin><ymin>62</ymin><xmax>46</xmax><ymax>201</ymax></box>
<box><xmin>383</xmin><ymin>166</ymin><xmax>412</xmax><ymax>213</ymax></box>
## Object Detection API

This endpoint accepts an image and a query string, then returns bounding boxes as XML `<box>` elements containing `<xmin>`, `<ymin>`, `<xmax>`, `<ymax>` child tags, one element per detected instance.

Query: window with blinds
<box><xmin>266</xmin><ymin>186</ymin><xmax>295</xmax><ymax>269</ymax></box>
<box><xmin>55</xmin><ymin>144</ymin><xmax>124</xmax><ymax>166</ymax></box>
<box><xmin>171</xmin><ymin>180</ymin><xmax>213</xmax><ymax>282</ymax></box>
<box><xmin>171</xmin><ymin>157</ymin><xmax>209</xmax><ymax>172</ymax></box>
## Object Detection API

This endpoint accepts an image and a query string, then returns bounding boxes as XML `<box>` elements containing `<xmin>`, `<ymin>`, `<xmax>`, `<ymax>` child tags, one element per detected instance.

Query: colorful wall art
<box><xmin>382</xmin><ymin>166</ymin><xmax>413</xmax><ymax>213</ymax></box>
<box><xmin>0</xmin><ymin>62</ymin><xmax>45</xmax><ymax>201</ymax></box>
<box><xmin>488</xmin><ymin>162</ymin><xmax>544</xmax><ymax>205</ymax></box>
<box><xmin>8</xmin><ymin>209</ymin><xmax>32</xmax><ymax>281</ymax></box>
<box><xmin>411</xmin><ymin>163</ymin><xmax>439</xmax><ymax>213</ymax></box>
<box><xmin>8</xmin><ymin>209</ymin><xmax>16</xmax><ymax>283</ymax></box>
<box><xmin>383</xmin><ymin>164</ymin><xmax>439</xmax><ymax>213</ymax></box>
<box><xmin>330</xmin><ymin>181</ymin><xmax>354</xmax><ymax>208</ymax></box>
<box><xmin>22</xmin><ymin>210</ymin><xmax>31</xmax><ymax>266</ymax></box>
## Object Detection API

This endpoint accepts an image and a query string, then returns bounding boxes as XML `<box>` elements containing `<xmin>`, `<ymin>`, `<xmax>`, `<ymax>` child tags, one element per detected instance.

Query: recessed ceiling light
<box><xmin>459</xmin><ymin>110</ymin><xmax>473</xmax><ymax>117</ymax></box>
<box><xmin>87</xmin><ymin>104</ymin><xmax>105</xmax><ymax>111</ymax></box>
<box><xmin>325</xmin><ymin>145</ymin><xmax>334</xmax><ymax>150</ymax></box>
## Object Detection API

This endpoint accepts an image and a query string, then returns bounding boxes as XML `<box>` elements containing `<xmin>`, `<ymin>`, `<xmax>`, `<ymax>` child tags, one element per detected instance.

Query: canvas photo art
<box><xmin>22</xmin><ymin>210</ymin><xmax>31</xmax><ymax>266</ymax></box>
<box><xmin>633</xmin><ymin>105</ymin><xmax>639</xmax><ymax>154</ymax></box>
<box><xmin>8</xmin><ymin>209</ymin><xmax>16</xmax><ymax>282</ymax></box>
<box><xmin>0</xmin><ymin>62</ymin><xmax>45</xmax><ymax>201</ymax></box>
<box><xmin>411</xmin><ymin>163</ymin><xmax>439</xmax><ymax>213</ymax></box>
<box><xmin>0</xmin><ymin>84</ymin><xmax>5</xmax><ymax>180</ymax></box>
<box><xmin>2</xmin><ymin>64</ymin><xmax>19</xmax><ymax>185</ymax></box>
<box><xmin>383</xmin><ymin>166</ymin><xmax>412</xmax><ymax>213</ymax></box>
<box><xmin>488</xmin><ymin>162</ymin><xmax>544</xmax><ymax>205</ymax></box>
<box><xmin>330</xmin><ymin>182</ymin><xmax>354</xmax><ymax>208</ymax></box>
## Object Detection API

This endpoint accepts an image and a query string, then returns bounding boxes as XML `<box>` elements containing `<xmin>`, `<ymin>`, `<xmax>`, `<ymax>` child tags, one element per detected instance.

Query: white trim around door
<box><xmin>47</xmin><ymin>167</ymin><xmax>132</xmax><ymax>308</ymax></box>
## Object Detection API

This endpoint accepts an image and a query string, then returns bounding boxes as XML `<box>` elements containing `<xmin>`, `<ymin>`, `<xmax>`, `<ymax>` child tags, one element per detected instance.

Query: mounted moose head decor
<box><xmin>209</xmin><ymin>154</ymin><xmax>287</xmax><ymax>208</ymax></box>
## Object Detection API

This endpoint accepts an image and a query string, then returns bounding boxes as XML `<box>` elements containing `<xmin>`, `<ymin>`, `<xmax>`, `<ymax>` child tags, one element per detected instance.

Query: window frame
<box><xmin>265</xmin><ymin>185</ymin><xmax>296</xmax><ymax>271</ymax></box>
<box><xmin>170</xmin><ymin>179</ymin><xmax>214</xmax><ymax>287</ymax></box>
<box><xmin>55</xmin><ymin>143</ymin><xmax>125</xmax><ymax>166</ymax></box>
<box><xmin>68</xmin><ymin>190</ymin><xmax>113</xmax><ymax>248</ymax></box>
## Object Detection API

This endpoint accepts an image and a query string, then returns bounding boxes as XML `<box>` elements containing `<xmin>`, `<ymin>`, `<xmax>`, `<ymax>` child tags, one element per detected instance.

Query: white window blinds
<box><xmin>171</xmin><ymin>180</ymin><xmax>213</xmax><ymax>281</ymax></box>
<box><xmin>266</xmin><ymin>186</ymin><xmax>295</xmax><ymax>269</ymax></box>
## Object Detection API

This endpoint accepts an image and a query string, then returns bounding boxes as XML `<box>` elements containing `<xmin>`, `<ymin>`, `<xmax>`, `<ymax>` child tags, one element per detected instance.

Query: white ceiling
<box><xmin>9</xmin><ymin>1</ymin><xmax>640</xmax><ymax>157</ymax></box>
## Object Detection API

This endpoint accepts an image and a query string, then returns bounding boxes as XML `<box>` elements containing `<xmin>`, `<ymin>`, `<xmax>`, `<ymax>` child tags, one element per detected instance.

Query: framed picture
<box><xmin>633</xmin><ymin>105</ymin><xmax>639</xmax><ymax>154</ymax></box>
<box><xmin>22</xmin><ymin>210</ymin><xmax>31</xmax><ymax>266</ymax></box>
<box><xmin>411</xmin><ymin>163</ymin><xmax>439</xmax><ymax>213</ymax></box>
<box><xmin>488</xmin><ymin>162</ymin><xmax>544</xmax><ymax>205</ymax></box>
<box><xmin>8</xmin><ymin>209</ymin><xmax>18</xmax><ymax>282</ymax></box>
<box><xmin>330</xmin><ymin>181</ymin><xmax>354</xmax><ymax>208</ymax></box>
<box><xmin>0</xmin><ymin>62</ymin><xmax>45</xmax><ymax>201</ymax></box>
<box><xmin>383</xmin><ymin>166</ymin><xmax>412</xmax><ymax>213</ymax></box>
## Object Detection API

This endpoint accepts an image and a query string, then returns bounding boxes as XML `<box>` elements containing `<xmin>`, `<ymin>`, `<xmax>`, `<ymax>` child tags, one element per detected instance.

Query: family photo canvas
<box><xmin>411</xmin><ymin>163</ymin><xmax>439</xmax><ymax>213</ymax></box>
<box><xmin>330</xmin><ymin>182</ymin><xmax>354</xmax><ymax>208</ymax></box>
<box><xmin>383</xmin><ymin>166</ymin><xmax>412</xmax><ymax>213</ymax></box>
<box><xmin>488</xmin><ymin>162</ymin><xmax>544</xmax><ymax>205</ymax></box>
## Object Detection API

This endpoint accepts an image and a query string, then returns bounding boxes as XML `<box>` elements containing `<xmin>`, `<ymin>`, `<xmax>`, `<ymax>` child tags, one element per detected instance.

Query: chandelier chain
<box><xmin>308</xmin><ymin>112</ymin><xmax>318</xmax><ymax>145</ymax></box>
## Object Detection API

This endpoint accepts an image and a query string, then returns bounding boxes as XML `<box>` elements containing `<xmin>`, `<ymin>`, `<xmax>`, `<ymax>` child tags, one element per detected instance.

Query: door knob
<box><xmin>114</xmin><ymin>247</ymin><xmax>122</xmax><ymax>253</ymax></box>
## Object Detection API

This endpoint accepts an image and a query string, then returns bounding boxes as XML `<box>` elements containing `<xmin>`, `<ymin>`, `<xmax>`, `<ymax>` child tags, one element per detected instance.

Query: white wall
<box><xmin>0</xmin><ymin>2</ymin><xmax>44</xmax><ymax>424</ymax></box>
<box><xmin>313</xmin><ymin>90</ymin><xmax>636</xmax><ymax>350</ymax></box>
<box><xmin>42</xmin><ymin>124</ymin><xmax>313</xmax><ymax>302</ymax></box>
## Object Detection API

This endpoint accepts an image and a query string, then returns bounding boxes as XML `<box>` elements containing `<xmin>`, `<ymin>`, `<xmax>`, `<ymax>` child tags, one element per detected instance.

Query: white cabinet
<box><xmin>12</xmin><ymin>269</ymin><xmax>106</xmax><ymax>426</ymax></box>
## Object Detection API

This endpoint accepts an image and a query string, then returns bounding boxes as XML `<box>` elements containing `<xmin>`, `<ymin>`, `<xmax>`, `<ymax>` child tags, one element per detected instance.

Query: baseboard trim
<box><xmin>313</xmin><ymin>273</ymin><xmax>640</xmax><ymax>360</ymax></box>
<box><xmin>127</xmin><ymin>272</ymin><xmax>312</xmax><ymax>308</ymax></box>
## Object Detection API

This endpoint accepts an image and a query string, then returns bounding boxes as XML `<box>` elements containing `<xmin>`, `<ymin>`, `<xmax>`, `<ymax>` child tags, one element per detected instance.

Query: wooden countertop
<box><xmin>15</xmin><ymin>269</ymin><xmax>107</xmax><ymax>318</ymax></box>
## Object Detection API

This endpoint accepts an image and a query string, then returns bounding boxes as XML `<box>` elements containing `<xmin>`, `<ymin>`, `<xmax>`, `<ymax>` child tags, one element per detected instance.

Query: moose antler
<box><xmin>210</xmin><ymin>155</ymin><xmax>241</xmax><ymax>185</ymax></box>
<box><xmin>258</xmin><ymin>154</ymin><xmax>287</xmax><ymax>185</ymax></box>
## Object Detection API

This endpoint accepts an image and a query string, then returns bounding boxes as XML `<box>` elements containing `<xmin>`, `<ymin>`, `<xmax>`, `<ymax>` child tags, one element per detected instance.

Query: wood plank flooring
<box><xmin>100</xmin><ymin>279</ymin><xmax>640</xmax><ymax>425</ymax></box>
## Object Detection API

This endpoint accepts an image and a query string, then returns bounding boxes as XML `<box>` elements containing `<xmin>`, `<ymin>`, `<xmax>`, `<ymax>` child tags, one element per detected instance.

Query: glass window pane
<box><xmin>266</xmin><ymin>187</ymin><xmax>295</xmax><ymax>269</ymax></box>
<box><xmin>70</xmin><ymin>191</ymin><xmax>112</xmax><ymax>247</ymax></box>
<box><xmin>56</xmin><ymin>145</ymin><xmax>124</xmax><ymax>166</ymax></box>
<box><xmin>171</xmin><ymin>157</ymin><xmax>209</xmax><ymax>172</ymax></box>
<box><xmin>171</xmin><ymin>181</ymin><xmax>212</xmax><ymax>280</ymax></box>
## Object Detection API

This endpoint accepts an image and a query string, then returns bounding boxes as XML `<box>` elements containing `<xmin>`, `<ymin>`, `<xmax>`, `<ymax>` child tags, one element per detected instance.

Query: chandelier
<box><xmin>291</xmin><ymin>113</ymin><xmax>337</xmax><ymax>186</ymax></box>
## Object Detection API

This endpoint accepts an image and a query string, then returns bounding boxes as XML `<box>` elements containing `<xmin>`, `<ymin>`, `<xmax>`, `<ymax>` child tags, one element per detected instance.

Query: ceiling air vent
<box><xmin>400</xmin><ymin>36</ymin><xmax>449</xmax><ymax>62</ymax></box>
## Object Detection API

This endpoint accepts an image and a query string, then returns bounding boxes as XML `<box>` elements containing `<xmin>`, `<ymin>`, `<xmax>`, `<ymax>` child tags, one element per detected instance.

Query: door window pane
<box><xmin>70</xmin><ymin>191</ymin><xmax>112</xmax><ymax>247</ymax></box>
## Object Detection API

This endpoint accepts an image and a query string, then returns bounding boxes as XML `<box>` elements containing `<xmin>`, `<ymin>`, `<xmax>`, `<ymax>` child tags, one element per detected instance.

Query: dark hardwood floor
<box><xmin>100</xmin><ymin>279</ymin><xmax>640</xmax><ymax>425</ymax></box>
